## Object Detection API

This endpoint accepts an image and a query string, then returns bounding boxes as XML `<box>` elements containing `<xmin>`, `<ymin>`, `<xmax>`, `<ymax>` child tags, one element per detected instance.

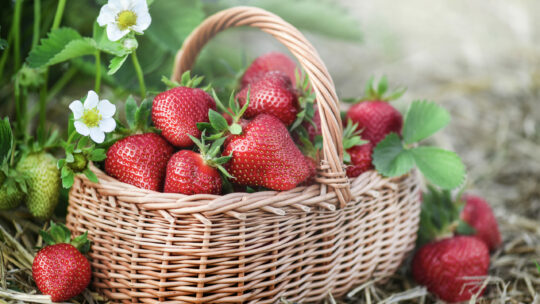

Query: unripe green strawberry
<box><xmin>0</xmin><ymin>172</ymin><xmax>24</xmax><ymax>210</ymax></box>
<box><xmin>17</xmin><ymin>153</ymin><xmax>60</xmax><ymax>219</ymax></box>
<box><xmin>67</xmin><ymin>153</ymin><xmax>88</xmax><ymax>172</ymax></box>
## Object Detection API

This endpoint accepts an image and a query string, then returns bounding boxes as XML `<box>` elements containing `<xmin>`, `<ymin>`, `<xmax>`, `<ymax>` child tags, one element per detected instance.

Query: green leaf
<box><xmin>108</xmin><ymin>55</ymin><xmax>128</xmax><ymax>75</ymax></box>
<box><xmin>135</xmin><ymin>98</ymin><xmax>153</xmax><ymax>130</ymax></box>
<box><xmin>27</xmin><ymin>29</ymin><xmax>97</xmax><ymax>68</ymax></box>
<box><xmin>89</xmin><ymin>149</ymin><xmax>106</xmax><ymax>162</ymax></box>
<box><xmin>84</xmin><ymin>168</ymin><xmax>99</xmax><ymax>183</ymax></box>
<box><xmin>372</xmin><ymin>133</ymin><xmax>415</xmax><ymax>177</ymax></box>
<box><xmin>71</xmin><ymin>231</ymin><xmax>91</xmax><ymax>253</ymax></box>
<box><xmin>377</xmin><ymin>76</ymin><xmax>388</xmax><ymax>95</ymax></box>
<box><xmin>410</xmin><ymin>146</ymin><xmax>466</xmax><ymax>190</ymax></box>
<box><xmin>403</xmin><ymin>101</ymin><xmax>451</xmax><ymax>145</ymax></box>
<box><xmin>93</xmin><ymin>22</ymin><xmax>129</xmax><ymax>57</ymax></box>
<box><xmin>536</xmin><ymin>261</ymin><xmax>540</xmax><ymax>274</ymax></box>
<box><xmin>62</xmin><ymin>173</ymin><xmax>74</xmax><ymax>189</ymax></box>
<box><xmin>27</xmin><ymin>28</ymin><xmax>83</xmax><ymax>68</ymax></box>
<box><xmin>0</xmin><ymin>118</ymin><xmax>13</xmax><ymax>162</ymax></box>
<box><xmin>125</xmin><ymin>96</ymin><xmax>137</xmax><ymax>128</ymax></box>
<box><xmin>208</xmin><ymin>109</ymin><xmax>228</xmax><ymax>132</ymax></box>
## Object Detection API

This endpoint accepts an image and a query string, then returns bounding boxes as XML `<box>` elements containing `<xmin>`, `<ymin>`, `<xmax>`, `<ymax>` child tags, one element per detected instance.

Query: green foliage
<box><xmin>403</xmin><ymin>100</ymin><xmax>451</xmax><ymax>144</ymax></box>
<box><xmin>39</xmin><ymin>221</ymin><xmax>91</xmax><ymax>253</ymax></box>
<box><xmin>372</xmin><ymin>101</ymin><xmax>466</xmax><ymax>190</ymax></box>
<box><xmin>207</xmin><ymin>0</ymin><xmax>362</xmax><ymax>41</ymax></box>
<box><xmin>342</xmin><ymin>119</ymin><xmax>368</xmax><ymax>163</ymax></box>
<box><xmin>27</xmin><ymin>28</ymin><xmax>87</xmax><ymax>68</ymax></box>
<box><xmin>372</xmin><ymin>133</ymin><xmax>415</xmax><ymax>177</ymax></box>
<box><xmin>417</xmin><ymin>186</ymin><xmax>475</xmax><ymax>246</ymax></box>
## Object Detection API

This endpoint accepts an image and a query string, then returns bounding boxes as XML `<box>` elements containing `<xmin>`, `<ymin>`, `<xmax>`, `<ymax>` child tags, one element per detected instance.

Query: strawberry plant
<box><xmin>373</xmin><ymin>100</ymin><xmax>466</xmax><ymax>189</ymax></box>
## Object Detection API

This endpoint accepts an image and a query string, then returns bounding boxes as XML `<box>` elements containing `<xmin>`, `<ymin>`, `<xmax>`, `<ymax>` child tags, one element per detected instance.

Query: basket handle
<box><xmin>172</xmin><ymin>6</ymin><xmax>351</xmax><ymax>207</ymax></box>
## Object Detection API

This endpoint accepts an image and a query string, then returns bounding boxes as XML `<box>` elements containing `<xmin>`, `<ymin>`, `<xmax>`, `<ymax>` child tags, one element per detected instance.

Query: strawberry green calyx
<box><xmin>197</xmin><ymin>89</ymin><xmax>250</xmax><ymax>139</ymax></box>
<box><xmin>344</xmin><ymin>76</ymin><xmax>406</xmax><ymax>104</ymax></box>
<box><xmin>39</xmin><ymin>221</ymin><xmax>91</xmax><ymax>254</ymax></box>
<box><xmin>188</xmin><ymin>133</ymin><xmax>233</xmax><ymax>179</ymax></box>
<box><xmin>342</xmin><ymin>119</ymin><xmax>368</xmax><ymax>164</ymax></box>
<box><xmin>290</xmin><ymin>72</ymin><xmax>316</xmax><ymax>134</ymax></box>
<box><xmin>417</xmin><ymin>185</ymin><xmax>474</xmax><ymax>246</ymax></box>
<box><xmin>161</xmin><ymin>70</ymin><xmax>209</xmax><ymax>91</ymax></box>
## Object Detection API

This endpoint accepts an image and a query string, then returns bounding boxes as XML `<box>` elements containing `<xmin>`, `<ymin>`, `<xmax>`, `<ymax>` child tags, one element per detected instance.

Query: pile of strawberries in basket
<box><xmin>103</xmin><ymin>52</ymin><xmax>397</xmax><ymax>195</ymax></box>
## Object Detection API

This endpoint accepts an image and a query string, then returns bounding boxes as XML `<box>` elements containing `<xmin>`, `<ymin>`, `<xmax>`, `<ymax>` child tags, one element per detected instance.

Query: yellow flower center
<box><xmin>81</xmin><ymin>108</ymin><xmax>102</xmax><ymax>128</ymax></box>
<box><xmin>117</xmin><ymin>10</ymin><xmax>137</xmax><ymax>30</ymax></box>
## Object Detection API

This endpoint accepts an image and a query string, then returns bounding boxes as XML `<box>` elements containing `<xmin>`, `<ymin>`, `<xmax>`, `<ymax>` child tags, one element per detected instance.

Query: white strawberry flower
<box><xmin>69</xmin><ymin>90</ymin><xmax>116</xmax><ymax>144</ymax></box>
<box><xmin>97</xmin><ymin>0</ymin><xmax>151</xmax><ymax>42</ymax></box>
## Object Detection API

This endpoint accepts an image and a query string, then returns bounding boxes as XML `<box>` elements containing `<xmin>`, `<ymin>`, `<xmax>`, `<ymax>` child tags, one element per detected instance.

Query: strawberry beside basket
<box><xmin>66</xmin><ymin>6</ymin><xmax>421</xmax><ymax>303</ymax></box>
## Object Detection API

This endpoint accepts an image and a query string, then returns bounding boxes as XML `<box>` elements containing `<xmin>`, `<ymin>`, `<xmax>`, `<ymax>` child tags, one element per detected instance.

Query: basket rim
<box><xmin>81</xmin><ymin>163</ymin><xmax>416</xmax><ymax>220</ymax></box>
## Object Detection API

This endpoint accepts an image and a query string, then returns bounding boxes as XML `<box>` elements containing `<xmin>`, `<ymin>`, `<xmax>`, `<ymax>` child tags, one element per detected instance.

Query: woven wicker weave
<box><xmin>66</xmin><ymin>6</ymin><xmax>422</xmax><ymax>304</ymax></box>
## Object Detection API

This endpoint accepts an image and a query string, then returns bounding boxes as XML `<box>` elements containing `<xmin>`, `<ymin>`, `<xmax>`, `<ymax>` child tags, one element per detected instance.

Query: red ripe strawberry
<box><xmin>32</xmin><ymin>222</ymin><xmax>92</xmax><ymax>302</ymax></box>
<box><xmin>224</xmin><ymin>114</ymin><xmax>311</xmax><ymax>191</ymax></box>
<box><xmin>412</xmin><ymin>236</ymin><xmax>490</xmax><ymax>303</ymax></box>
<box><xmin>301</xmin><ymin>156</ymin><xmax>318</xmax><ymax>186</ymax></box>
<box><xmin>236</xmin><ymin>71</ymin><xmax>299</xmax><ymax>126</ymax></box>
<box><xmin>346</xmin><ymin>143</ymin><xmax>373</xmax><ymax>178</ymax></box>
<box><xmin>461</xmin><ymin>194</ymin><xmax>502</xmax><ymax>251</ymax></box>
<box><xmin>346</xmin><ymin>101</ymin><xmax>403</xmax><ymax>145</ymax></box>
<box><xmin>241</xmin><ymin>52</ymin><xmax>298</xmax><ymax>88</ymax></box>
<box><xmin>105</xmin><ymin>133</ymin><xmax>174</xmax><ymax>191</ymax></box>
<box><xmin>152</xmin><ymin>86</ymin><xmax>216</xmax><ymax>147</ymax></box>
<box><xmin>164</xmin><ymin>150</ymin><xmax>222</xmax><ymax>195</ymax></box>
<box><xmin>345</xmin><ymin>77</ymin><xmax>405</xmax><ymax>145</ymax></box>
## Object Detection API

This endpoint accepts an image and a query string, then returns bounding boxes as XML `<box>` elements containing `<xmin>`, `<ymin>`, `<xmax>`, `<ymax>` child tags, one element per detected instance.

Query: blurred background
<box><xmin>0</xmin><ymin>0</ymin><xmax>539</xmax><ymax>300</ymax></box>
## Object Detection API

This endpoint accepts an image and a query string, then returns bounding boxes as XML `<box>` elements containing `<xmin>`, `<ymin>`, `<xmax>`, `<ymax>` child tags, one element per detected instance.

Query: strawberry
<box><xmin>236</xmin><ymin>71</ymin><xmax>299</xmax><ymax>126</ymax></box>
<box><xmin>33</xmin><ymin>222</ymin><xmax>92</xmax><ymax>302</ymax></box>
<box><xmin>152</xmin><ymin>73</ymin><xmax>216</xmax><ymax>147</ymax></box>
<box><xmin>164</xmin><ymin>136</ymin><xmax>231</xmax><ymax>195</ymax></box>
<box><xmin>412</xmin><ymin>236</ymin><xmax>490</xmax><ymax>303</ymax></box>
<box><xmin>241</xmin><ymin>52</ymin><xmax>298</xmax><ymax>88</ymax></box>
<box><xmin>224</xmin><ymin>114</ymin><xmax>311</xmax><ymax>191</ymax></box>
<box><xmin>345</xmin><ymin>77</ymin><xmax>405</xmax><ymax>145</ymax></box>
<box><xmin>346</xmin><ymin>143</ymin><xmax>373</xmax><ymax>178</ymax></box>
<box><xmin>17</xmin><ymin>152</ymin><xmax>60</xmax><ymax>219</ymax></box>
<box><xmin>105</xmin><ymin>133</ymin><xmax>174</xmax><ymax>191</ymax></box>
<box><xmin>461</xmin><ymin>194</ymin><xmax>502</xmax><ymax>251</ymax></box>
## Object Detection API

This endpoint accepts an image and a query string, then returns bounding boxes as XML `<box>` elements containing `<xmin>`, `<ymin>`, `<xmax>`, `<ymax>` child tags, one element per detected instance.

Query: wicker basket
<box><xmin>66</xmin><ymin>6</ymin><xmax>421</xmax><ymax>304</ymax></box>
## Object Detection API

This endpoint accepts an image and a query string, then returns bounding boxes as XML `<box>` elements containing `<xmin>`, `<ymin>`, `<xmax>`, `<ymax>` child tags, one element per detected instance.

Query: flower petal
<box><xmin>84</xmin><ymin>90</ymin><xmax>99</xmax><ymax>109</ymax></box>
<box><xmin>132</xmin><ymin>11</ymin><xmax>151</xmax><ymax>32</ymax></box>
<box><xmin>99</xmin><ymin>117</ymin><xmax>116</xmax><ymax>133</ymax></box>
<box><xmin>106</xmin><ymin>24</ymin><xmax>129</xmax><ymax>41</ymax></box>
<box><xmin>97</xmin><ymin>99</ymin><xmax>116</xmax><ymax>118</ymax></box>
<box><xmin>69</xmin><ymin>100</ymin><xmax>84</xmax><ymax>119</ymax></box>
<box><xmin>97</xmin><ymin>4</ymin><xmax>117</xmax><ymax>26</ymax></box>
<box><xmin>108</xmin><ymin>0</ymin><xmax>128</xmax><ymax>11</ymax></box>
<box><xmin>74</xmin><ymin>121</ymin><xmax>90</xmax><ymax>136</ymax></box>
<box><xmin>132</xmin><ymin>0</ymin><xmax>149</xmax><ymax>14</ymax></box>
<box><xmin>89</xmin><ymin>128</ymin><xmax>105</xmax><ymax>144</ymax></box>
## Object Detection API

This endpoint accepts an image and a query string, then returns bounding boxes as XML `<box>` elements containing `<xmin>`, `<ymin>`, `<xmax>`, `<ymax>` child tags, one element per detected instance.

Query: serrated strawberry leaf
<box><xmin>403</xmin><ymin>100</ymin><xmax>451</xmax><ymax>145</ymax></box>
<box><xmin>410</xmin><ymin>146</ymin><xmax>465</xmax><ymax>189</ymax></box>
<box><xmin>27</xmin><ymin>28</ymin><xmax>83</xmax><ymax>68</ymax></box>
<box><xmin>62</xmin><ymin>172</ymin><xmax>74</xmax><ymax>189</ymax></box>
<box><xmin>372</xmin><ymin>133</ymin><xmax>415</xmax><ymax>177</ymax></box>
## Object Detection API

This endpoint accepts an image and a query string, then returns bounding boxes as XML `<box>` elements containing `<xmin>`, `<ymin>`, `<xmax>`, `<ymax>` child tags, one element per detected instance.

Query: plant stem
<box><xmin>38</xmin><ymin>73</ymin><xmax>48</xmax><ymax>132</ymax></box>
<box><xmin>14</xmin><ymin>78</ymin><xmax>22</xmax><ymax>137</ymax></box>
<box><xmin>32</xmin><ymin>0</ymin><xmax>41</xmax><ymax>48</ymax></box>
<box><xmin>94</xmin><ymin>51</ymin><xmax>101</xmax><ymax>93</ymax></box>
<box><xmin>131</xmin><ymin>51</ymin><xmax>146</xmax><ymax>98</ymax></box>
<box><xmin>47</xmin><ymin>66</ymin><xmax>77</xmax><ymax>100</ymax></box>
<box><xmin>13</xmin><ymin>0</ymin><xmax>23</xmax><ymax>72</ymax></box>
<box><xmin>51</xmin><ymin>0</ymin><xmax>67</xmax><ymax>30</ymax></box>
<box><xmin>66</xmin><ymin>130</ymin><xmax>78</xmax><ymax>145</ymax></box>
